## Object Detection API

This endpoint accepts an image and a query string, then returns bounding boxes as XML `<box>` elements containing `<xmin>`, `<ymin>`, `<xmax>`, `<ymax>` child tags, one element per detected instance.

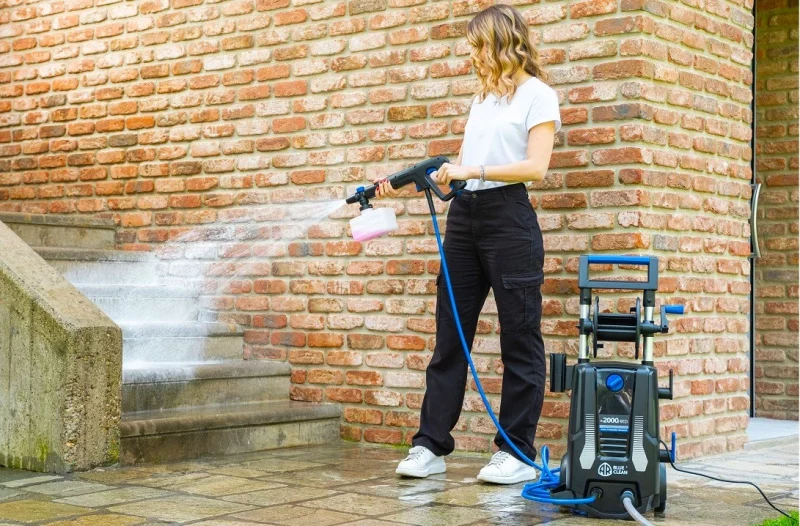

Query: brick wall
<box><xmin>754</xmin><ymin>0</ymin><xmax>799</xmax><ymax>421</ymax></box>
<box><xmin>0</xmin><ymin>0</ymin><xmax>757</xmax><ymax>458</ymax></box>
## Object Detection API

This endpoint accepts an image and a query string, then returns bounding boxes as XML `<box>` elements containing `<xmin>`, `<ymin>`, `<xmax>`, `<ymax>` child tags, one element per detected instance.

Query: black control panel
<box><xmin>596</xmin><ymin>368</ymin><xmax>634</xmax><ymax>458</ymax></box>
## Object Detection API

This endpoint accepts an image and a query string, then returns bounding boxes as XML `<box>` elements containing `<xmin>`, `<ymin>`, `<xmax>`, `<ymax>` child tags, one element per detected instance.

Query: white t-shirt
<box><xmin>461</xmin><ymin>76</ymin><xmax>561</xmax><ymax>191</ymax></box>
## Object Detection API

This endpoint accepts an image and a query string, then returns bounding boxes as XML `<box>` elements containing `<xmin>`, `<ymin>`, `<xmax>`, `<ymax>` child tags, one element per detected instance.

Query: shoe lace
<box><xmin>488</xmin><ymin>452</ymin><xmax>511</xmax><ymax>467</ymax></box>
<box><xmin>405</xmin><ymin>447</ymin><xmax>426</xmax><ymax>462</ymax></box>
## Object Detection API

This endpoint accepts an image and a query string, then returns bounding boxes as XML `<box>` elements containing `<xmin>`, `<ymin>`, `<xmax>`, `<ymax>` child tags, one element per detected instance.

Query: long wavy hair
<box><xmin>467</xmin><ymin>4</ymin><xmax>547</xmax><ymax>103</ymax></box>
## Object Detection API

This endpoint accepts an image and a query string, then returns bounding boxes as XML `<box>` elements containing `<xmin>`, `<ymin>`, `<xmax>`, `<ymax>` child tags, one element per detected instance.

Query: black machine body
<box><xmin>549</xmin><ymin>255</ymin><xmax>680</xmax><ymax>520</ymax></box>
<box><xmin>344</xmin><ymin>156</ymin><xmax>466</xmax><ymax>210</ymax></box>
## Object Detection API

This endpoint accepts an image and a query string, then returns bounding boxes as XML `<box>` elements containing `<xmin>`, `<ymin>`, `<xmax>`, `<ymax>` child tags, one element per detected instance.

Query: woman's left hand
<box><xmin>431</xmin><ymin>163</ymin><xmax>474</xmax><ymax>186</ymax></box>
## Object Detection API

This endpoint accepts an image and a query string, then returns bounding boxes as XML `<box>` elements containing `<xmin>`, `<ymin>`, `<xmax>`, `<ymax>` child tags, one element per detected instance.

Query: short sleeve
<box><xmin>525</xmin><ymin>85</ymin><xmax>561</xmax><ymax>133</ymax></box>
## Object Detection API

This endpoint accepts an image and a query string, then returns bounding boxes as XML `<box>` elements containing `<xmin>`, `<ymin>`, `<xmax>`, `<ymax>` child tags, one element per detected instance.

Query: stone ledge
<box><xmin>0</xmin><ymin>222</ymin><xmax>122</xmax><ymax>473</ymax></box>
<box><xmin>34</xmin><ymin>248</ymin><xmax>150</xmax><ymax>262</ymax></box>
<box><xmin>0</xmin><ymin>212</ymin><xmax>116</xmax><ymax>230</ymax></box>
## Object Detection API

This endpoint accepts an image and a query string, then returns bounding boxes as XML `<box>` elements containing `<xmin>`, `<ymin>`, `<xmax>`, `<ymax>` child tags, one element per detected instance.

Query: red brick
<box><xmin>364</xmin><ymin>428</ymin><xmax>403</xmax><ymax>444</ymax></box>
<box><xmin>346</xmin><ymin>370</ymin><xmax>383</xmax><ymax>386</ymax></box>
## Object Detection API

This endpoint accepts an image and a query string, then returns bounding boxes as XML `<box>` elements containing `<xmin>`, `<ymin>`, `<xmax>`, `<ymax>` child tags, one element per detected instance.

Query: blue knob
<box><xmin>356</xmin><ymin>186</ymin><xmax>365</xmax><ymax>192</ymax></box>
<box><xmin>606</xmin><ymin>374</ymin><xmax>624</xmax><ymax>393</ymax></box>
<box><xmin>664</xmin><ymin>305</ymin><xmax>684</xmax><ymax>315</ymax></box>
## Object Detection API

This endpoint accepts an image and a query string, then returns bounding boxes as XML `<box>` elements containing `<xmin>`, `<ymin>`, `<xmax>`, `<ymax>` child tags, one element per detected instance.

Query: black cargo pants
<box><xmin>412</xmin><ymin>183</ymin><xmax>546</xmax><ymax>462</ymax></box>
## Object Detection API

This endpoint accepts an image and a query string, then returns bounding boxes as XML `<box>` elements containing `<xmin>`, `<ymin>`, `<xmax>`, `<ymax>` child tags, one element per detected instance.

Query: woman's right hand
<box><xmin>374</xmin><ymin>178</ymin><xmax>400</xmax><ymax>199</ymax></box>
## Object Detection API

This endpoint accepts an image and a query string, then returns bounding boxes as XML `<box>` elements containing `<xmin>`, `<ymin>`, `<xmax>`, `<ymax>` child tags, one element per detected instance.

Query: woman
<box><xmin>376</xmin><ymin>5</ymin><xmax>561</xmax><ymax>485</ymax></box>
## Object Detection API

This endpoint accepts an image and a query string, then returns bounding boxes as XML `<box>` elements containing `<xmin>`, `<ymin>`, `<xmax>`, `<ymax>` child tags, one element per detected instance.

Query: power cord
<box><xmin>659</xmin><ymin>440</ymin><xmax>797</xmax><ymax>523</ymax></box>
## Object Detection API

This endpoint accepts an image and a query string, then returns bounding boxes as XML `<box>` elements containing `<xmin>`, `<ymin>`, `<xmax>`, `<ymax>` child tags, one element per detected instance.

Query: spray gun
<box><xmin>346</xmin><ymin>156</ymin><xmax>467</xmax><ymax>242</ymax></box>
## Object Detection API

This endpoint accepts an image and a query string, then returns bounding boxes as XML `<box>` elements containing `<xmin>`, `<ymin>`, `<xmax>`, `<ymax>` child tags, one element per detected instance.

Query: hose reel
<box><xmin>588</xmin><ymin>296</ymin><xmax>642</xmax><ymax>359</ymax></box>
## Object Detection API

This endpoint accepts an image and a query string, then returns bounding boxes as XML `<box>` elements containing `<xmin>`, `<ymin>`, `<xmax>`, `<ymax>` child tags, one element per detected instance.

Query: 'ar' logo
<box><xmin>597</xmin><ymin>462</ymin><xmax>613</xmax><ymax>477</ymax></box>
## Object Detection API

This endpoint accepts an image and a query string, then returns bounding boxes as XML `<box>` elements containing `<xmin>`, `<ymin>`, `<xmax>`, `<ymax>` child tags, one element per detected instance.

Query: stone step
<box><xmin>119</xmin><ymin>401</ymin><xmax>341</xmax><ymax>465</ymax></box>
<box><xmin>0</xmin><ymin>212</ymin><xmax>116</xmax><ymax>250</ymax></box>
<box><xmin>77</xmin><ymin>284</ymin><xmax>200</xmax><ymax>298</ymax></box>
<box><xmin>38</xmin><ymin>248</ymin><xmax>161</xmax><ymax>286</ymax></box>
<box><xmin>122</xmin><ymin>361</ymin><xmax>290</xmax><ymax>413</ymax></box>
<box><xmin>119</xmin><ymin>322</ymin><xmax>244</xmax><ymax>363</ymax></box>
<box><xmin>84</xmin><ymin>293</ymin><xmax>200</xmax><ymax>323</ymax></box>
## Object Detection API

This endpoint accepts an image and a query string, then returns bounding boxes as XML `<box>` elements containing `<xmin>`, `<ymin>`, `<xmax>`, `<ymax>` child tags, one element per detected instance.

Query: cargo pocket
<box><xmin>499</xmin><ymin>271</ymin><xmax>544</xmax><ymax>334</ymax></box>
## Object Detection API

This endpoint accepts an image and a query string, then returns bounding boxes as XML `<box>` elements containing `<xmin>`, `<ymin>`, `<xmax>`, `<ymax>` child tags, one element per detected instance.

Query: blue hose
<box><xmin>429</xmin><ymin>203</ymin><xmax>595</xmax><ymax>507</ymax></box>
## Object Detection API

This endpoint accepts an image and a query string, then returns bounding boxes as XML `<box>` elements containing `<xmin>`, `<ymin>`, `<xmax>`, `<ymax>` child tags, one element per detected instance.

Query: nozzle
<box><xmin>346</xmin><ymin>186</ymin><xmax>373</xmax><ymax>211</ymax></box>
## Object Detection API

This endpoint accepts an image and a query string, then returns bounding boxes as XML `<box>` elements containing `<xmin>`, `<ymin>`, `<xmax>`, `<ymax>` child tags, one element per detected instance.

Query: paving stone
<box><xmin>132</xmin><ymin>472</ymin><xmax>212</xmax><ymax>489</ymax></box>
<box><xmin>267</xmin><ymin>469</ymin><xmax>385</xmax><ymax>488</ymax></box>
<box><xmin>109</xmin><ymin>496</ymin><xmax>254</xmax><ymax>523</ymax></box>
<box><xmin>381</xmin><ymin>504</ymin><xmax>491</xmax><ymax>525</ymax></box>
<box><xmin>172</xmin><ymin>475</ymin><xmax>284</xmax><ymax>496</ymax></box>
<box><xmin>335</xmin><ymin>477</ymin><xmax>458</xmax><ymax>498</ymax></box>
<box><xmin>77</xmin><ymin>469</ymin><xmax>157</xmax><ymax>485</ymax></box>
<box><xmin>1</xmin><ymin>474</ymin><xmax>63</xmax><ymax>487</ymax></box>
<box><xmin>240</xmin><ymin>458</ymin><xmax>326</xmax><ymax>472</ymax></box>
<box><xmin>338</xmin><ymin>521</ymin><xmax>402</xmax><ymax>526</ymax></box>
<box><xmin>191</xmin><ymin>521</ymin><xmax>270</xmax><ymax>526</ymax></box>
<box><xmin>209</xmin><ymin>466</ymin><xmax>271</xmax><ymax>478</ymax></box>
<box><xmin>46</xmin><ymin>514</ymin><xmax>146</xmax><ymax>525</ymax></box>
<box><xmin>429</xmin><ymin>484</ymin><xmax>521</xmax><ymax>508</ymax></box>
<box><xmin>233</xmin><ymin>503</ymin><xmax>356</xmax><ymax>525</ymax></box>
<box><xmin>303</xmin><ymin>492</ymin><xmax>418</xmax><ymax>516</ymax></box>
<box><xmin>55</xmin><ymin>487</ymin><xmax>172</xmax><ymax>507</ymax></box>
<box><xmin>0</xmin><ymin>489</ymin><xmax>20</xmax><ymax>501</ymax></box>
<box><xmin>222</xmin><ymin>486</ymin><xmax>339</xmax><ymax>506</ymax></box>
<box><xmin>20</xmin><ymin>480</ymin><xmax>110</xmax><ymax>497</ymax></box>
<box><xmin>0</xmin><ymin>499</ymin><xmax>91</xmax><ymax>523</ymax></box>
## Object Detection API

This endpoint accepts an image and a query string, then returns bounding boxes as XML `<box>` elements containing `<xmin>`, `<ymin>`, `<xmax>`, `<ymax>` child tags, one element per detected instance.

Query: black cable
<box><xmin>659</xmin><ymin>441</ymin><xmax>797</xmax><ymax>523</ymax></box>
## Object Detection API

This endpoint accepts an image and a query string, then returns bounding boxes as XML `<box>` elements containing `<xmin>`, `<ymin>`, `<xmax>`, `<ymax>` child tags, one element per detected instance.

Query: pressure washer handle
<box><xmin>578</xmin><ymin>255</ymin><xmax>659</xmax><ymax>291</ymax></box>
<box><xmin>345</xmin><ymin>157</ymin><xmax>465</xmax><ymax>208</ymax></box>
<box><xmin>586</xmin><ymin>255</ymin><xmax>650</xmax><ymax>265</ymax></box>
<box><xmin>426</xmin><ymin>176</ymin><xmax>467</xmax><ymax>201</ymax></box>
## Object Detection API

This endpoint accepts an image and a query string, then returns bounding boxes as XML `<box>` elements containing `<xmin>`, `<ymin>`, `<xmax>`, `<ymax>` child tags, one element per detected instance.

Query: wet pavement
<box><xmin>0</xmin><ymin>438</ymin><xmax>796</xmax><ymax>525</ymax></box>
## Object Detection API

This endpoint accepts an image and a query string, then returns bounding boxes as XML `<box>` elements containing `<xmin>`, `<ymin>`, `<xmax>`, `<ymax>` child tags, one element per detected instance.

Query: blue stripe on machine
<box><xmin>600</xmin><ymin>425</ymin><xmax>630</xmax><ymax>433</ymax></box>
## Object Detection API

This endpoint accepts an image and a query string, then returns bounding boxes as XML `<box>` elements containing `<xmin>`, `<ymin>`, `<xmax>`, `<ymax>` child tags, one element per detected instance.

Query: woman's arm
<box><xmin>433</xmin><ymin>121</ymin><xmax>556</xmax><ymax>185</ymax></box>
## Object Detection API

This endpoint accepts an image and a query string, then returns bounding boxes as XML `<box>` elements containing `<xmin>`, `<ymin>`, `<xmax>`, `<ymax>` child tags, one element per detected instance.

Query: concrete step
<box><xmin>119</xmin><ymin>401</ymin><xmax>341</xmax><ymax>464</ymax></box>
<box><xmin>0</xmin><ymin>212</ymin><xmax>116</xmax><ymax>250</ymax></box>
<box><xmin>38</xmin><ymin>248</ymin><xmax>161</xmax><ymax>286</ymax></box>
<box><xmin>77</xmin><ymin>284</ymin><xmax>200</xmax><ymax>298</ymax></box>
<box><xmin>122</xmin><ymin>361</ymin><xmax>290</xmax><ymax>413</ymax></box>
<box><xmin>78</xmin><ymin>286</ymin><xmax>200</xmax><ymax>323</ymax></box>
<box><xmin>119</xmin><ymin>321</ymin><xmax>244</xmax><ymax>363</ymax></box>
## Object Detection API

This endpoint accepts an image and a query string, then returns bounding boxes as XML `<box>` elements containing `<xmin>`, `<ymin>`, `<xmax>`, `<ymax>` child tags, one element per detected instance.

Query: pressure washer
<box><xmin>546</xmin><ymin>254</ymin><xmax>679</xmax><ymax>522</ymax></box>
<box><xmin>345</xmin><ymin>157</ymin><xmax>796</xmax><ymax>524</ymax></box>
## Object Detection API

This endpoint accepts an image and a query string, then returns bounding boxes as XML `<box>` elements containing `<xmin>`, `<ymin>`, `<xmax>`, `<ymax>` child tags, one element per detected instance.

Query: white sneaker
<box><xmin>477</xmin><ymin>451</ymin><xmax>538</xmax><ymax>484</ymax></box>
<box><xmin>395</xmin><ymin>446</ymin><xmax>446</xmax><ymax>478</ymax></box>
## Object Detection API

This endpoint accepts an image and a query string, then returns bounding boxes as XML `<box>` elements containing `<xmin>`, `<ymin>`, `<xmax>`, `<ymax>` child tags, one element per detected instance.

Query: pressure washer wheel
<box><xmin>655</xmin><ymin>464</ymin><xmax>667</xmax><ymax>517</ymax></box>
